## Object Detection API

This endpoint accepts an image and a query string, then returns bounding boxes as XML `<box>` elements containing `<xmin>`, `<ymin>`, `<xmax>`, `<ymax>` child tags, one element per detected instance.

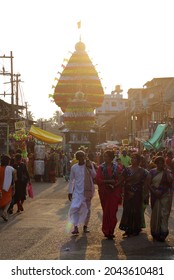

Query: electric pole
<box><xmin>13</xmin><ymin>73</ymin><xmax>21</xmax><ymax>118</ymax></box>
<box><xmin>0</xmin><ymin>51</ymin><xmax>14</xmax><ymax>106</ymax></box>
<box><xmin>0</xmin><ymin>52</ymin><xmax>14</xmax><ymax>154</ymax></box>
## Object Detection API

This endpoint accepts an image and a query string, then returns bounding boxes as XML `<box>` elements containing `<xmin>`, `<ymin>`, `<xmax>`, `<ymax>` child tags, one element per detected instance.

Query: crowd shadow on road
<box><xmin>30</xmin><ymin>177</ymin><xmax>67</xmax><ymax>198</ymax></box>
<box><xmin>0</xmin><ymin>213</ymin><xmax>20</xmax><ymax>230</ymax></box>
<box><xmin>119</xmin><ymin>231</ymin><xmax>174</xmax><ymax>260</ymax></box>
<box><xmin>56</xmin><ymin>200</ymin><xmax>69</xmax><ymax>221</ymax></box>
<box><xmin>100</xmin><ymin>238</ymin><xmax>119</xmax><ymax>259</ymax></box>
<box><xmin>30</xmin><ymin>180</ymin><xmax>53</xmax><ymax>196</ymax></box>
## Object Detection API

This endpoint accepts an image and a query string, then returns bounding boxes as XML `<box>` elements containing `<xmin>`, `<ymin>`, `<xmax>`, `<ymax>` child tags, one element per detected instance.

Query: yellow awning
<box><xmin>29</xmin><ymin>125</ymin><xmax>63</xmax><ymax>144</ymax></box>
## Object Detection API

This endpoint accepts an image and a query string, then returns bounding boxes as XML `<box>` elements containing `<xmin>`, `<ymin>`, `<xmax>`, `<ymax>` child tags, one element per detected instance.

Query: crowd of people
<box><xmin>0</xmin><ymin>145</ymin><xmax>174</xmax><ymax>244</ymax></box>
<box><xmin>0</xmin><ymin>150</ymin><xmax>30</xmax><ymax>221</ymax></box>
<box><xmin>67</xmin><ymin>147</ymin><xmax>174</xmax><ymax>242</ymax></box>
<box><xmin>26</xmin><ymin>148</ymin><xmax>71</xmax><ymax>183</ymax></box>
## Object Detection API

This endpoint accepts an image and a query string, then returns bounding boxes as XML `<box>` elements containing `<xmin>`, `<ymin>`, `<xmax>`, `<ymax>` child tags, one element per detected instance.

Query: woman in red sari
<box><xmin>96</xmin><ymin>150</ymin><xmax>121</xmax><ymax>240</ymax></box>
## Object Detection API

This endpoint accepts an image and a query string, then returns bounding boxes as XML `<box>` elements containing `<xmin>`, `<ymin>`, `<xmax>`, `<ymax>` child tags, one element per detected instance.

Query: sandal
<box><xmin>83</xmin><ymin>226</ymin><xmax>90</xmax><ymax>233</ymax></box>
<box><xmin>20</xmin><ymin>204</ymin><xmax>24</xmax><ymax>211</ymax></box>
<box><xmin>71</xmin><ymin>226</ymin><xmax>79</xmax><ymax>235</ymax></box>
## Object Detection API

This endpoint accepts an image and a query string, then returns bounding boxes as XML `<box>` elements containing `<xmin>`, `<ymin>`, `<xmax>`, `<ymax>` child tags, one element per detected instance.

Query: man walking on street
<box><xmin>68</xmin><ymin>150</ymin><xmax>96</xmax><ymax>234</ymax></box>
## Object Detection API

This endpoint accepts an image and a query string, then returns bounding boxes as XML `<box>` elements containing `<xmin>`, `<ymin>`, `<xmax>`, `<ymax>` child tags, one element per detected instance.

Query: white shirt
<box><xmin>68</xmin><ymin>163</ymin><xmax>96</xmax><ymax>196</ymax></box>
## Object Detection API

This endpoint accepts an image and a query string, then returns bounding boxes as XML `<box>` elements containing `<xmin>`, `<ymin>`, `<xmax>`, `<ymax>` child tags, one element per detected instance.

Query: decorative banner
<box><xmin>53</xmin><ymin>40</ymin><xmax>104</xmax><ymax>112</ymax></box>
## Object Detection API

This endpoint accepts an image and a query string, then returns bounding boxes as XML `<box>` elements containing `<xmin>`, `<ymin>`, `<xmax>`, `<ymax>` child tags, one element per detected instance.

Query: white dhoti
<box><xmin>68</xmin><ymin>162</ymin><xmax>96</xmax><ymax>228</ymax></box>
<box><xmin>68</xmin><ymin>194</ymin><xmax>88</xmax><ymax>226</ymax></box>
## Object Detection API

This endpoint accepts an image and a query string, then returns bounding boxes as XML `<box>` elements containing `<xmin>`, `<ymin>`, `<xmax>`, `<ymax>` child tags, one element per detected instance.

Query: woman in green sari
<box><xmin>149</xmin><ymin>156</ymin><xmax>173</xmax><ymax>242</ymax></box>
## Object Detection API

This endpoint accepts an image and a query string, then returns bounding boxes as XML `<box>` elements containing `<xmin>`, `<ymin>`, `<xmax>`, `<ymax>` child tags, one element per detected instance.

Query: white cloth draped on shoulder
<box><xmin>2</xmin><ymin>166</ymin><xmax>14</xmax><ymax>192</ymax></box>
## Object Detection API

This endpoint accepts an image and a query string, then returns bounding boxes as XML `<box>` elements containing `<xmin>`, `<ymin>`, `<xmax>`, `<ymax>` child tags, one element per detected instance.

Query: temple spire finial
<box><xmin>77</xmin><ymin>20</ymin><xmax>82</xmax><ymax>41</ymax></box>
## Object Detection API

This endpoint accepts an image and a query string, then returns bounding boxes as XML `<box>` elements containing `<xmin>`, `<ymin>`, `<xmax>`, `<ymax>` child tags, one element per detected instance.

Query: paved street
<box><xmin>0</xmin><ymin>178</ymin><xmax>174</xmax><ymax>260</ymax></box>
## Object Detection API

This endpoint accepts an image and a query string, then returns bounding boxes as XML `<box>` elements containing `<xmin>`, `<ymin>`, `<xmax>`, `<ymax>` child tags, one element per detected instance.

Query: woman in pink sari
<box><xmin>96</xmin><ymin>150</ymin><xmax>121</xmax><ymax>240</ymax></box>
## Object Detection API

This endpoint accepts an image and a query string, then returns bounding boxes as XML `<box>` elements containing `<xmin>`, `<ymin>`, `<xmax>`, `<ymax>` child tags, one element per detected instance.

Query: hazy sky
<box><xmin>1</xmin><ymin>0</ymin><xmax>174</xmax><ymax>119</ymax></box>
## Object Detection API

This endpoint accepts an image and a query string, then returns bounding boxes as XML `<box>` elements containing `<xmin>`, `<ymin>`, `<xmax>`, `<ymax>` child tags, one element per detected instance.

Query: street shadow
<box><xmin>56</xmin><ymin>200</ymin><xmax>70</xmax><ymax>221</ymax></box>
<box><xmin>100</xmin><ymin>238</ymin><xmax>119</xmax><ymax>260</ymax></box>
<box><xmin>0</xmin><ymin>211</ymin><xmax>29</xmax><ymax>230</ymax></box>
<box><xmin>59</xmin><ymin>234</ymin><xmax>88</xmax><ymax>260</ymax></box>
<box><xmin>119</xmin><ymin>231</ymin><xmax>152</xmax><ymax>260</ymax></box>
<box><xmin>51</xmin><ymin>180</ymin><xmax>68</xmax><ymax>194</ymax></box>
<box><xmin>97</xmin><ymin>210</ymin><xmax>102</xmax><ymax>221</ymax></box>
<box><xmin>29</xmin><ymin>181</ymin><xmax>53</xmax><ymax>198</ymax></box>
<box><xmin>30</xmin><ymin>178</ymin><xmax>67</xmax><ymax>198</ymax></box>
<box><xmin>119</xmin><ymin>231</ymin><xmax>174</xmax><ymax>260</ymax></box>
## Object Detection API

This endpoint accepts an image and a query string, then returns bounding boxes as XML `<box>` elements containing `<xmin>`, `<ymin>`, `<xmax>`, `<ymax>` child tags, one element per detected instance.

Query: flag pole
<box><xmin>77</xmin><ymin>20</ymin><xmax>81</xmax><ymax>41</ymax></box>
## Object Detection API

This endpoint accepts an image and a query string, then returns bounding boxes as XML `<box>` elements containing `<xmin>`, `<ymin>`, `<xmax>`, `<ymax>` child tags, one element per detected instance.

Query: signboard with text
<box><xmin>15</xmin><ymin>121</ymin><xmax>26</xmax><ymax>131</ymax></box>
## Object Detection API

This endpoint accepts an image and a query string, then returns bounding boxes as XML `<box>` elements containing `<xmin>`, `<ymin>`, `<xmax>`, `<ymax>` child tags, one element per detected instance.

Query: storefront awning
<box><xmin>29</xmin><ymin>125</ymin><xmax>63</xmax><ymax>144</ymax></box>
<box><xmin>143</xmin><ymin>123</ymin><xmax>167</xmax><ymax>150</ymax></box>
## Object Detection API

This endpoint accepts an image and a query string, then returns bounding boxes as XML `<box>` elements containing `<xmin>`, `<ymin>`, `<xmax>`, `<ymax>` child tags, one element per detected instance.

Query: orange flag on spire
<box><xmin>77</xmin><ymin>21</ymin><xmax>81</xmax><ymax>29</ymax></box>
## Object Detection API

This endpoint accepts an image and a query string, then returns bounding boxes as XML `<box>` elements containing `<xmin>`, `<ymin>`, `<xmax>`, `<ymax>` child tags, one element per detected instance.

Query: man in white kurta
<box><xmin>68</xmin><ymin>151</ymin><xmax>96</xmax><ymax>234</ymax></box>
